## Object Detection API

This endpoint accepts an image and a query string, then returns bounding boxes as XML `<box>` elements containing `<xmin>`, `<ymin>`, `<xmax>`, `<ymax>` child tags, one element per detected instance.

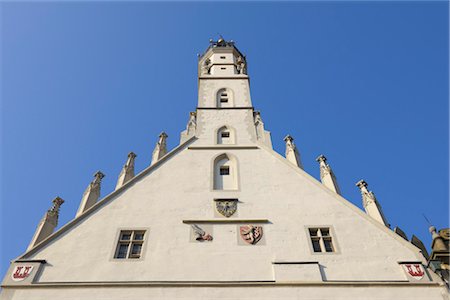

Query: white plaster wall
<box><xmin>2</xmin><ymin>285</ymin><xmax>447</xmax><ymax>300</ymax></box>
<box><xmin>23</xmin><ymin>143</ymin><xmax>425</xmax><ymax>283</ymax></box>
<box><xmin>195</xmin><ymin>109</ymin><xmax>256</xmax><ymax>145</ymax></box>
<box><xmin>198</xmin><ymin>79</ymin><xmax>252</xmax><ymax>108</ymax></box>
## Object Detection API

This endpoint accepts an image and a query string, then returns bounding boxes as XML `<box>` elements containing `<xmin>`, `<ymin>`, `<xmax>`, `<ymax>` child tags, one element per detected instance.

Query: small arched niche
<box><xmin>213</xmin><ymin>154</ymin><xmax>238</xmax><ymax>190</ymax></box>
<box><xmin>217</xmin><ymin>126</ymin><xmax>235</xmax><ymax>145</ymax></box>
<box><xmin>216</xmin><ymin>88</ymin><xmax>234</xmax><ymax>108</ymax></box>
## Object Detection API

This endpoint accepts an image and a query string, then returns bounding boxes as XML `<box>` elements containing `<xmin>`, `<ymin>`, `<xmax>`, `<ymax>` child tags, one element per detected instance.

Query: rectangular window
<box><xmin>220</xmin><ymin>166</ymin><xmax>230</xmax><ymax>175</ymax></box>
<box><xmin>220</xmin><ymin>56</ymin><xmax>226</xmax><ymax>59</ymax></box>
<box><xmin>308</xmin><ymin>228</ymin><xmax>334</xmax><ymax>253</ymax></box>
<box><xmin>221</xmin><ymin>67</ymin><xmax>226</xmax><ymax>70</ymax></box>
<box><xmin>114</xmin><ymin>230</ymin><xmax>146</xmax><ymax>259</ymax></box>
<box><xmin>220</xmin><ymin>98</ymin><xmax>228</xmax><ymax>103</ymax></box>
<box><xmin>221</xmin><ymin>132</ymin><xmax>230</xmax><ymax>138</ymax></box>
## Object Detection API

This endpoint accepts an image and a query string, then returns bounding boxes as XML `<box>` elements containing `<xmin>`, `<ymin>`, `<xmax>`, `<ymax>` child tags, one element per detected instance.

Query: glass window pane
<box><xmin>323</xmin><ymin>238</ymin><xmax>334</xmax><ymax>252</ymax></box>
<box><xmin>311</xmin><ymin>238</ymin><xmax>321</xmax><ymax>252</ymax></box>
<box><xmin>120</xmin><ymin>232</ymin><xmax>132</xmax><ymax>241</ymax></box>
<box><xmin>320</xmin><ymin>228</ymin><xmax>330</xmax><ymax>237</ymax></box>
<box><xmin>309</xmin><ymin>228</ymin><xmax>318</xmax><ymax>237</ymax></box>
<box><xmin>116</xmin><ymin>244</ymin><xmax>129</xmax><ymax>258</ymax></box>
<box><xmin>134</xmin><ymin>232</ymin><xmax>145</xmax><ymax>241</ymax></box>
<box><xmin>220</xmin><ymin>166</ymin><xmax>230</xmax><ymax>175</ymax></box>
<box><xmin>130</xmin><ymin>243</ymin><xmax>142</xmax><ymax>258</ymax></box>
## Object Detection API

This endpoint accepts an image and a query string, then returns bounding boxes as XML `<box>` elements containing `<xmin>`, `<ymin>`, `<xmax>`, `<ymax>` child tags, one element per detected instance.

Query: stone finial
<box><xmin>115</xmin><ymin>152</ymin><xmax>137</xmax><ymax>190</ymax></box>
<box><xmin>356</xmin><ymin>180</ymin><xmax>389</xmax><ymax>227</ymax></box>
<box><xmin>75</xmin><ymin>171</ymin><xmax>105</xmax><ymax>217</ymax></box>
<box><xmin>284</xmin><ymin>135</ymin><xmax>303</xmax><ymax>169</ymax></box>
<box><xmin>430</xmin><ymin>225</ymin><xmax>447</xmax><ymax>252</ymax></box>
<box><xmin>151</xmin><ymin>132</ymin><xmax>168</xmax><ymax>165</ymax></box>
<box><xmin>186</xmin><ymin>112</ymin><xmax>197</xmax><ymax>136</ymax></box>
<box><xmin>254</xmin><ymin>111</ymin><xmax>265</xmax><ymax>141</ymax></box>
<box><xmin>316</xmin><ymin>155</ymin><xmax>341</xmax><ymax>195</ymax></box>
<box><xmin>27</xmin><ymin>197</ymin><xmax>65</xmax><ymax>251</ymax></box>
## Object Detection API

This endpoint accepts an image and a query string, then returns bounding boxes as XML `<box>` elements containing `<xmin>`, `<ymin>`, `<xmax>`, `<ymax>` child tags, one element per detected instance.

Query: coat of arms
<box><xmin>215</xmin><ymin>199</ymin><xmax>237</xmax><ymax>217</ymax></box>
<box><xmin>240</xmin><ymin>225</ymin><xmax>263</xmax><ymax>245</ymax></box>
<box><xmin>11</xmin><ymin>265</ymin><xmax>34</xmax><ymax>282</ymax></box>
<box><xmin>404</xmin><ymin>264</ymin><xmax>425</xmax><ymax>280</ymax></box>
<box><xmin>191</xmin><ymin>224</ymin><xmax>213</xmax><ymax>242</ymax></box>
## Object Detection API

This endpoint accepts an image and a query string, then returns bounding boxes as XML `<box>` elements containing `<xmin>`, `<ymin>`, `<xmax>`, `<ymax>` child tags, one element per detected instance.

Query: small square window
<box><xmin>115</xmin><ymin>230</ymin><xmax>146</xmax><ymax>259</ymax></box>
<box><xmin>220</xmin><ymin>166</ymin><xmax>230</xmax><ymax>175</ymax></box>
<box><xmin>308</xmin><ymin>227</ymin><xmax>335</xmax><ymax>253</ymax></box>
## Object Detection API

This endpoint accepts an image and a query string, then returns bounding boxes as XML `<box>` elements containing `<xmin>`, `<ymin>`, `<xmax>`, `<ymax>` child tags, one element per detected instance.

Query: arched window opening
<box><xmin>213</xmin><ymin>154</ymin><xmax>238</xmax><ymax>190</ymax></box>
<box><xmin>217</xmin><ymin>126</ymin><xmax>235</xmax><ymax>145</ymax></box>
<box><xmin>216</xmin><ymin>88</ymin><xmax>233</xmax><ymax>108</ymax></box>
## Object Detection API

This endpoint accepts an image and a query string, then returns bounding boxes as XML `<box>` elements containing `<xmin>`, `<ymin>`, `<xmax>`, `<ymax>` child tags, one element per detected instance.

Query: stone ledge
<box><xmin>183</xmin><ymin>219</ymin><xmax>269</xmax><ymax>224</ymax></box>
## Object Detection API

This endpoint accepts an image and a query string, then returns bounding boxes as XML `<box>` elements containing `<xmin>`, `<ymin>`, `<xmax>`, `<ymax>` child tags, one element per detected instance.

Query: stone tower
<box><xmin>1</xmin><ymin>39</ymin><xmax>448</xmax><ymax>300</ymax></box>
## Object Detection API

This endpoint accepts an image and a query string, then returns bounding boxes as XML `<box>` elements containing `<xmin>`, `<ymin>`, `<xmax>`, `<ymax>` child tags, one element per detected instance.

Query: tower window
<box><xmin>217</xmin><ymin>126</ymin><xmax>235</xmax><ymax>145</ymax></box>
<box><xmin>220</xmin><ymin>166</ymin><xmax>230</xmax><ymax>175</ymax></box>
<box><xmin>217</xmin><ymin>88</ymin><xmax>233</xmax><ymax>108</ymax></box>
<box><xmin>308</xmin><ymin>228</ymin><xmax>334</xmax><ymax>253</ymax></box>
<box><xmin>114</xmin><ymin>230</ymin><xmax>146</xmax><ymax>259</ymax></box>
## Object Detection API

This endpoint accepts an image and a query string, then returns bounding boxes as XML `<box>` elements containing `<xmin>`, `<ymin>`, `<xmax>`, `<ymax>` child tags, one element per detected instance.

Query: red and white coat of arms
<box><xmin>405</xmin><ymin>264</ymin><xmax>425</xmax><ymax>280</ymax></box>
<box><xmin>11</xmin><ymin>265</ymin><xmax>34</xmax><ymax>282</ymax></box>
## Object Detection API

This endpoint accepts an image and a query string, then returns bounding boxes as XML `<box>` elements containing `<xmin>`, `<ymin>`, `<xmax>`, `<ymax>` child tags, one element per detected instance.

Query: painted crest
<box><xmin>11</xmin><ymin>265</ymin><xmax>34</xmax><ymax>282</ymax></box>
<box><xmin>215</xmin><ymin>200</ymin><xmax>237</xmax><ymax>217</ymax></box>
<box><xmin>240</xmin><ymin>225</ymin><xmax>263</xmax><ymax>245</ymax></box>
<box><xmin>405</xmin><ymin>264</ymin><xmax>425</xmax><ymax>280</ymax></box>
<box><xmin>191</xmin><ymin>224</ymin><xmax>213</xmax><ymax>242</ymax></box>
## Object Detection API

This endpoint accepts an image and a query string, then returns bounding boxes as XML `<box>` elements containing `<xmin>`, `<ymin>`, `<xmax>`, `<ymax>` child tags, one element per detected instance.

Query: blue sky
<box><xmin>1</xmin><ymin>2</ymin><xmax>448</xmax><ymax>276</ymax></box>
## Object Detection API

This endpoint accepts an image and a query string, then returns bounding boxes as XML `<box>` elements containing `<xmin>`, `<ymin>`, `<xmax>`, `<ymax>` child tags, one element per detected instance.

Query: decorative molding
<box><xmin>1</xmin><ymin>281</ymin><xmax>441</xmax><ymax>288</ymax></box>
<box><xmin>188</xmin><ymin>145</ymin><xmax>258</xmax><ymax>150</ymax></box>
<box><xmin>183</xmin><ymin>219</ymin><xmax>269</xmax><ymax>224</ymax></box>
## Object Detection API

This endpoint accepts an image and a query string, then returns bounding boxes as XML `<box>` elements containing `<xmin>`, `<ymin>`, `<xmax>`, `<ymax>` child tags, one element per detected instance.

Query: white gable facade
<box><xmin>1</xmin><ymin>39</ymin><xmax>448</xmax><ymax>300</ymax></box>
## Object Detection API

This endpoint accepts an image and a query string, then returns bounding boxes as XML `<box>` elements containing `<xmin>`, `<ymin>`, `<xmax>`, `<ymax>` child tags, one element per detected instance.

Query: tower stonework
<box><xmin>1</xmin><ymin>39</ymin><xmax>448</xmax><ymax>300</ymax></box>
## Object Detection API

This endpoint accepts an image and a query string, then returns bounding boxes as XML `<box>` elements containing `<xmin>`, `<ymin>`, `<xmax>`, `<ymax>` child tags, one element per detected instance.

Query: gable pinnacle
<box><xmin>115</xmin><ymin>152</ymin><xmax>137</xmax><ymax>190</ymax></box>
<box><xmin>316</xmin><ymin>155</ymin><xmax>341</xmax><ymax>195</ymax></box>
<box><xmin>356</xmin><ymin>180</ymin><xmax>389</xmax><ymax>227</ymax></box>
<box><xmin>27</xmin><ymin>196</ymin><xmax>65</xmax><ymax>251</ymax></box>
<box><xmin>151</xmin><ymin>132</ymin><xmax>168</xmax><ymax>165</ymax></box>
<box><xmin>284</xmin><ymin>135</ymin><xmax>303</xmax><ymax>169</ymax></box>
<box><xmin>75</xmin><ymin>171</ymin><xmax>105</xmax><ymax>217</ymax></box>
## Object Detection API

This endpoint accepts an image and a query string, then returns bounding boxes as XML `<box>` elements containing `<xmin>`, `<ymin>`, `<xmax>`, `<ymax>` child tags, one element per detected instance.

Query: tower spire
<box><xmin>356</xmin><ymin>180</ymin><xmax>389</xmax><ymax>227</ymax></box>
<box><xmin>27</xmin><ymin>197</ymin><xmax>64</xmax><ymax>251</ymax></box>
<box><xmin>76</xmin><ymin>171</ymin><xmax>105</xmax><ymax>217</ymax></box>
<box><xmin>284</xmin><ymin>135</ymin><xmax>303</xmax><ymax>169</ymax></box>
<box><xmin>115</xmin><ymin>152</ymin><xmax>137</xmax><ymax>190</ymax></box>
<box><xmin>316</xmin><ymin>155</ymin><xmax>341</xmax><ymax>195</ymax></box>
<box><xmin>151</xmin><ymin>132</ymin><xmax>168</xmax><ymax>165</ymax></box>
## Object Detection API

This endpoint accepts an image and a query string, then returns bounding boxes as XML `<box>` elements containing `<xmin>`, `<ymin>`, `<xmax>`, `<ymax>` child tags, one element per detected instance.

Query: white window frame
<box><xmin>306</xmin><ymin>226</ymin><xmax>339</xmax><ymax>254</ymax></box>
<box><xmin>112</xmin><ymin>229</ymin><xmax>148</xmax><ymax>260</ymax></box>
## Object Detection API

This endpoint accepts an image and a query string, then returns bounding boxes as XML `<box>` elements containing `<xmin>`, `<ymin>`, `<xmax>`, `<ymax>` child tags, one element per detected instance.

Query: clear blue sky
<box><xmin>1</xmin><ymin>2</ymin><xmax>448</xmax><ymax>276</ymax></box>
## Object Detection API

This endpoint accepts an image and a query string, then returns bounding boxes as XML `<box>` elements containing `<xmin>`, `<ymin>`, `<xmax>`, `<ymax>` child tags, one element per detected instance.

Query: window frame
<box><xmin>111</xmin><ymin>228</ymin><xmax>149</xmax><ymax>261</ymax></box>
<box><xmin>305</xmin><ymin>226</ymin><xmax>339</xmax><ymax>255</ymax></box>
